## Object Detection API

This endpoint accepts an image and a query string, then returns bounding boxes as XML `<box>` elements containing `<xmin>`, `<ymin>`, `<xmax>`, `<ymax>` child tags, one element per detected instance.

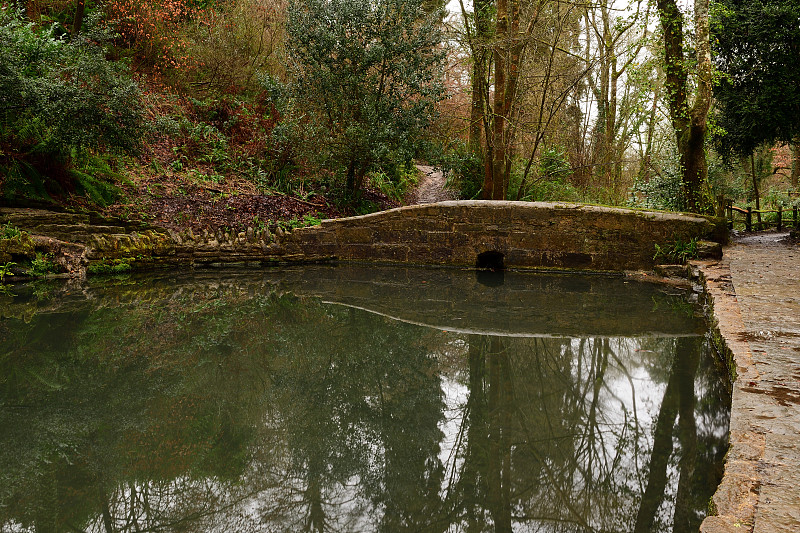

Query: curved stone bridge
<box><xmin>282</xmin><ymin>201</ymin><xmax>724</xmax><ymax>271</ymax></box>
<box><xmin>1</xmin><ymin>202</ymin><xmax>724</xmax><ymax>275</ymax></box>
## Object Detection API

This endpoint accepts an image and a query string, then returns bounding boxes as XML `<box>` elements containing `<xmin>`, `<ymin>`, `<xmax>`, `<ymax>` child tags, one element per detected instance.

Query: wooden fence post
<box><xmin>716</xmin><ymin>194</ymin><xmax>725</xmax><ymax>218</ymax></box>
<box><xmin>727</xmin><ymin>200</ymin><xmax>733</xmax><ymax>229</ymax></box>
<box><xmin>794</xmin><ymin>206</ymin><xmax>798</xmax><ymax>229</ymax></box>
<box><xmin>778</xmin><ymin>206</ymin><xmax>783</xmax><ymax>231</ymax></box>
<box><xmin>746</xmin><ymin>207</ymin><xmax>752</xmax><ymax>232</ymax></box>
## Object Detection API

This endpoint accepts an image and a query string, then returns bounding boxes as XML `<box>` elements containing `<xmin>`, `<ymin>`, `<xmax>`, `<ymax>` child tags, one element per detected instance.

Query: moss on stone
<box><xmin>0</xmin><ymin>232</ymin><xmax>36</xmax><ymax>263</ymax></box>
<box><xmin>87</xmin><ymin>258</ymin><xmax>134</xmax><ymax>275</ymax></box>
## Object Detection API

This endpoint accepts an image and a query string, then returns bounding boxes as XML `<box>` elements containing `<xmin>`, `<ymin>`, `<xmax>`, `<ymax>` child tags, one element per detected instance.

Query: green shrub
<box><xmin>630</xmin><ymin>173</ymin><xmax>684</xmax><ymax>211</ymax></box>
<box><xmin>0</xmin><ymin>261</ymin><xmax>15</xmax><ymax>283</ymax></box>
<box><xmin>510</xmin><ymin>148</ymin><xmax>579</xmax><ymax>202</ymax></box>
<box><xmin>0</xmin><ymin>7</ymin><xmax>145</xmax><ymax>202</ymax></box>
<box><xmin>288</xmin><ymin>0</ymin><xmax>445</xmax><ymax>197</ymax></box>
<box><xmin>29</xmin><ymin>252</ymin><xmax>57</xmax><ymax>277</ymax></box>
<box><xmin>87</xmin><ymin>258</ymin><xmax>133</xmax><ymax>275</ymax></box>
<box><xmin>0</xmin><ymin>222</ymin><xmax>22</xmax><ymax>240</ymax></box>
<box><xmin>370</xmin><ymin>162</ymin><xmax>418</xmax><ymax>202</ymax></box>
<box><xmin>436</xmin><ymin>142</ymin><xmax>483</xmax><ymax>199</ymax></box>
<box><xmin>654</xmin><ymin>237</ymin><xmax>698</xmax><ymax>264</ymax></box>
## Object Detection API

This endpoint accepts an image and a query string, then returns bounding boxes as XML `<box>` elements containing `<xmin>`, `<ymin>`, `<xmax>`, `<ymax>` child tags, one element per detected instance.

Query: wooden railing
<box><xmin>723</xmin><ymin>199</ymin><xmax>800</xmax><ymax>232</ymax></box>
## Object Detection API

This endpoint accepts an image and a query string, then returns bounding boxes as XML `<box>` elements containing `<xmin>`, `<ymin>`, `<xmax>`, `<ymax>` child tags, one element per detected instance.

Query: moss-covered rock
<box><xmin>0</xmin><ymin>232</ymin><xmax>37</xmax><ymax>263</ymax></box>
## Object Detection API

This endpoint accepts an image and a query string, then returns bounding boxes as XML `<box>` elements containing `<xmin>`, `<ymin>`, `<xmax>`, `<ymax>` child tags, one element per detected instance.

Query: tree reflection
<box><xmin>0</xmin><ymin>275</ymin><xmax>729</xmax><ymax>532</ymax></box>
<box><xmin>444</xmin><ymin>334</ymin><xmax>729</xmax><ymax>532</ymax></box>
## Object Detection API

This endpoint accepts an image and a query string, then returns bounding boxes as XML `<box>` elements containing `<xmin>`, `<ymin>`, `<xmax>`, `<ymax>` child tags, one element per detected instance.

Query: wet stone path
<box><xmin>698</xmin><ymin>231</ymin><xmax>800</xmax><ymax>533</ymax></box>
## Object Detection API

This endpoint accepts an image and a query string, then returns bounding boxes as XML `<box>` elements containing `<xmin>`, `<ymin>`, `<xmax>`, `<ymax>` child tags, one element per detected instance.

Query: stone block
<box><xmin>410</xmin><ymin>246</ymin><xmax>452</xmax><ymax>264</ymax></box>
<box><xmin>697</xmin><ymin>240</ymin><xmax>723</xmax><ymax>260</ymax></box>
<box><xmin>654</xmin><ymin>264</ymin><xmax>689</xmax><ymax>278</ymax></box>
<box><xmin>506</xmin><ymin>248</ymin><xmax>543</xmax><ymax>268</ymax></box>
<box><xmin>336</xmin><ymin>226</ymin><xmax>375</xmax><ymax>243</ymax></box>
<box><xmin>541</xmin><ymin>251</ymin><xmax>593</xmax><ymax>268</ymax></box>
<box><xmin>371</xmin><ymin>244</ymin><xmax>410</xmax><ymax>262</ymax></box>
<box><xmin>408</xmin><ymin>217</ymin><xmax>453</xmax><ymax>233</ymax></box>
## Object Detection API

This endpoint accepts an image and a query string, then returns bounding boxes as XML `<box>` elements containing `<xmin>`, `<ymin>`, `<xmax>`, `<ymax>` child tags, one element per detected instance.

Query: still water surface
<box><xmin>0</xmin><ymin>266</ymin><xmax>730</xmax><ymax>532</ymax></box>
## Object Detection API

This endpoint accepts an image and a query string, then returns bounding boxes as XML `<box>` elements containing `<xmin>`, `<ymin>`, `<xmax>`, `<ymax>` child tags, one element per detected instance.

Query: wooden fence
<box><xmin>723</xmin><ymin>199</ymin><xmax>800</xmax><ymax>232</ymax></box>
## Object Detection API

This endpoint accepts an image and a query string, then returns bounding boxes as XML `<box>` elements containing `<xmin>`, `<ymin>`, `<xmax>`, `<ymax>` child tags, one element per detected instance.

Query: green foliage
<box><xmin>510</xmin><ymin>148</ymin><xmax>579</xmax><ymax>202</ymax></box>
<box><xmin>0</xmin><ymin>7</ymin><xmax>145</xmax><ymax>203</ymax></box>
<box><xmin>71</xmin><ymin>154</ymin><xmax>128</xmax><ymax>206</ymax></box>
<box><xmin>87</xmin><ymin>258</ymin><xmax>133</xmax><ymax>275</ymax></box>
<box><xmin>539</xmin><ymin>147</ymin><xmax>573</xmax><ymax>183</ymax></box>
<box><xmin>370</xmin><ymin>162</ymin><xmax>419</xmax><ymax>201</ymax></box>
<box><xmin>0</xmin><ymin>222</ymin><xmax>21</xmax><ymax>240</ymax></box>
<box><xmin>0</xmin><ymin>261</ymin><xmax>15</xmax><ymax>283</ymax></box>
<box><xmin>278</xmin><ymin>213</ymin><xmax>323</xmax><ymax>231</ymax></box>
<box><xmin>437</xmin><ymin>142</ymin><xmax>483</xmax><ymax>199</ymax></box>
<box><xmin>712</xmin><ymin>0</ymin><xmax>800</xmax><ymax>157</ymax></box>
<box><xmin>706</xmin><ymin>151</ymin><xmax>748</xmax><ymax>202</ymax></box>
<box><xmin>28</xmin><ymin>252</ymin><xmax>57</xmax><ymax>277</ymax></box>
<box><xmin>630</xmin><ymin>174</ymin><xmax>684</xmax><ymax>211</ymax></box>
<box><xmin>653</xmin><ymin>237</ymin><xmax>698</xmax><ymax>264</ymax></box>
<box><xmin>287</xmin><ymin>0</ymin><xmax>446</xmax><ymax>196</ymax></box>
<box><xmin>630</xmin><ymin>152</ymin><xmax>685</xmax><ymax>211</ymax></box>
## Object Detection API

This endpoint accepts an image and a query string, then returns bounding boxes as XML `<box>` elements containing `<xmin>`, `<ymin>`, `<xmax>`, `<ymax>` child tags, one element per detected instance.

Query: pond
<box><xmin>0</xmin><ymin>265</ymin><xmax>731</xmax><ymax>532</ymax></box>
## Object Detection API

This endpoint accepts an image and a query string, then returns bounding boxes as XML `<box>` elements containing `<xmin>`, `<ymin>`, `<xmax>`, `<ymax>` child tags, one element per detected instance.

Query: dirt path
<box><xmin>406</xmin><ymin>165</ymin><xmax>457</xmax><ymax>205</ymax></box>
<box><xmin>698</xmin><ymin>230</ymin><xmax>800</xmax><ymax>533</ymax></box>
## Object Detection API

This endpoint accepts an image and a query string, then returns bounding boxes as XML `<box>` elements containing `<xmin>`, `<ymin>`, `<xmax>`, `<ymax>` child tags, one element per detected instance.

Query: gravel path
<box><xmin>406</xmin><ymin>165</ymin><xmax>457</xmax><ymax>205</ymax></box>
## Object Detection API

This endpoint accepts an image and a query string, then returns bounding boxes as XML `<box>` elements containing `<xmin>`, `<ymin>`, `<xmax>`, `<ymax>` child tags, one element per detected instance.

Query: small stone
<box><xmin>654</xmin><ymin>264</ymin><xmax>688</xmax><ymax>278</ymax></box>
<box><xmin>696</xmin><ymin>240</ymin><xmax>723</xmax><ymax>260</ymax></box>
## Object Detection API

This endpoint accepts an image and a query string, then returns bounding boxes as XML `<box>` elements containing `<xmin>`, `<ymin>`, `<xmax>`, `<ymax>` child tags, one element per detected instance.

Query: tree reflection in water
<box><xmin>440</xmin><ymin>334</ymin><xmax>729</xmax><ymax>533</ymax></box>
<box><xmin>0</xmin><ymin>272</ymin><xmax>729</xmax><ymax>532</ymax></box>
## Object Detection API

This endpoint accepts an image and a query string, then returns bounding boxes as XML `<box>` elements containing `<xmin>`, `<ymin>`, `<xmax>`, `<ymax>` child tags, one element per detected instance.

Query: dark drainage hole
<box><xmin>476</xmin><ymin>251</ymin><xmax>505</xmax><ymax>271</ymax></box>
<box><xmin>476</xmin><ymin>251</ymin><xmax>505</xmax><ymax>287</ymax></box>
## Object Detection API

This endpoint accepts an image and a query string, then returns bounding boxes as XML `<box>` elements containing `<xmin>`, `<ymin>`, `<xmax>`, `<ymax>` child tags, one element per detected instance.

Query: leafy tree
<box><xmin>712</xmin><ymin>0</ymin><xmax>800</xmax><ymax>158</ymax></box>
<box><xmin>287</xmin><ymin>0</ymin><xmax>446</xmax><ymax>196</ymax></box>
<box><xmin>0</xmin><ymin>7</ymin><xmax>144</xmax><ymax>201</ymax></box>
<box><xmin>656</xmin><ymin>0</ymin><xmax>713</xmax><ymax>213</ymax></box>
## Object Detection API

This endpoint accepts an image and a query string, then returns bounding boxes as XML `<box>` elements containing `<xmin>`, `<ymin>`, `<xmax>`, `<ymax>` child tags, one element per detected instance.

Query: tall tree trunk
<box><xmin>640</xmin><ymin>83</ymin><xmax>661</xmax><ymax>181</ymax></box>
<box><xmin>791</xmin><ymin>141</ymin><xmax>800</xmax><ymax>189</ymax></box>
<box><xmin>73</xmin><ymin>0</ymin><xmax>86</xmax><ymax>36</ymax></box>
<box><xmin>464</xmin><ymin>335</ymin><xmax>489</xmax><ymax>523</ymax></box>
<box><xmin>657</xmin><ymin>0</ymin><xmax>712</xmax><ymax>213</ymax></box>
<box><xmin>485</xmin><ymin>0</ymin><xmax>509</xmax><ymax>200</ymax></box>
<box><xmin>595</xmin><ymin>4</ymin><xmax>612</xmax><ymax>189</ymax></box>
<box><xmin>483</xmin><ymin>0</ymin><xmax>522</xmax><ymax>201</ymax></box>
<box><xmin>633</xmin><ymin>344</ymin><xmax>682</xmax><ymax>533</ymax></box>
<box><xmin>469</xmin><ymin>0</ymin><xmax>492</xmax><ymax>154</ymax></box>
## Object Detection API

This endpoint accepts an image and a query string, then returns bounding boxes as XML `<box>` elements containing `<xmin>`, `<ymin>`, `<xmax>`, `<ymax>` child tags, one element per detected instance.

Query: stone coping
<box><xmin>693</xmin><ymin>258</ymin><xmax>761</xmax><ymax>533</ymax></box>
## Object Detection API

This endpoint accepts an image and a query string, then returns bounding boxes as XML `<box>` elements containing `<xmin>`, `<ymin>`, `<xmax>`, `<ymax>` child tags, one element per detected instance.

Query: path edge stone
<box><xmin>692</xmin><ymin>257</ymin><xmax>764</xmax><ymax>533</ymax></box>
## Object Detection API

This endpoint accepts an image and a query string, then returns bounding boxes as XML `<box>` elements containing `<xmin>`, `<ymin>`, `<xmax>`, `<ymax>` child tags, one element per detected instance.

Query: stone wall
<box><xmin>2</xmin><ymin>202</ymin><xmax>724</xmax><ymax>276</ymax></box>
<box><xmin>281</xmin><ymin>201</ymin><xmax>723</xmax><ymax>271</ymax></box>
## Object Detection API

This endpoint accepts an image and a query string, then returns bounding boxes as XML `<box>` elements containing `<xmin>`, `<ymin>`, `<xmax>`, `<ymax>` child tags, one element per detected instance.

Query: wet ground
<box><xmin>697</xmin><ymin>231</ymin><xmax>800</xmax><ymax>532</ymax></box>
